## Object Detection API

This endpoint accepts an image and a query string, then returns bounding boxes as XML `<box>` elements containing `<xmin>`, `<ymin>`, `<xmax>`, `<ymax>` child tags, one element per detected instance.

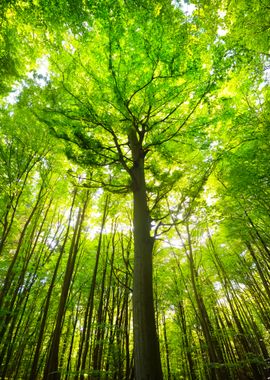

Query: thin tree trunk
<box><xmin>76</xmin><ymin>194</ymin><xmax>109</xmax><ymax>380</ymax></box>
<box><xmin>30</xmin><ymin>194</ymin><xmax>78</xmax><ymax>380</ymax></box>
<box><xmin>44</xmin><ymin>190</ymin><xmax>88</xmax><ymax>380</ymax></box>
<box><xmin>92</xmin><ymin>239</ymin><xmax>109</xmax><ymax>375</ymax></box>
<box><xmin>162</xmin><ymin>314</ymin><xmax>171</xmax><ymax>380</ymax></box>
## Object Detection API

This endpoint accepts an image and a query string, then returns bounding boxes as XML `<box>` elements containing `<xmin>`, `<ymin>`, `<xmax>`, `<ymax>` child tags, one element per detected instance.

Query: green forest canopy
<box><xmin>0</xmin><ymin>0</ymin><xmax>270</xmax><ymax>379</ymax></box>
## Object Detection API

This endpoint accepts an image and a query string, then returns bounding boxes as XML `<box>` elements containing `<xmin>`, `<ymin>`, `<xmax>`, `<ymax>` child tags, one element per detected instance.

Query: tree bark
<box><xmin>76</xmin><ymin>195</ymin><xmax>109</xmax><ymax>380</ymax></box>
<box><xmin>44</xmin><ymin>190</ymin><xmax>88</xmax><ymax>380</ymax></box>
<box><xmin>129</xmin><ymin>128</ymin><xmax>163</xmax><ymax>380</ymax></box>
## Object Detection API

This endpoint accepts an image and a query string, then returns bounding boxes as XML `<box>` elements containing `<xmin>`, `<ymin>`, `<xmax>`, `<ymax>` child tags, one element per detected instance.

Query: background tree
<box><xmin>0</xmin><ymin>0</ymin><xmax>269</xmax><ymax>379</ymax></box>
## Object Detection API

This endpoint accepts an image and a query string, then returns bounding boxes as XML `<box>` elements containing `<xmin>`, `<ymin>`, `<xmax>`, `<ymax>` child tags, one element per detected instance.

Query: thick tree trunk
<box><xmin>130</xmin><ymin>136</ymin><xmax>163</xmax><ymax>379</ymax></box>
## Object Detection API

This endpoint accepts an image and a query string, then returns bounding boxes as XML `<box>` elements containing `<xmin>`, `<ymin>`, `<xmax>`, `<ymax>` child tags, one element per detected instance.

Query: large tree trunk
<box><xmin>129</xmin><ymin>127</ymin><xmax>163</xmax><ymax>379</ymax></box>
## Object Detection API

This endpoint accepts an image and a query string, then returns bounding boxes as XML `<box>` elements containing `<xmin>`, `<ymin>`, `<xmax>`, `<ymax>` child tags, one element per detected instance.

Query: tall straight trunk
<box><xmin>129</xmin><ymin>127</ymin><xmax>163</xmax><ymax>380</ymax></box>
<box><xmin>222</xmin><ymin>282</ymin><xmax>264</xmax><ymax>379</ymax></box>
<box><xmin>123</xmin><ymin>246</ymin><xmax>132</xmax><ymax>380</ymax></box>
<box><xmin>105</xmin><ymin>281</ymin><xmax>117</xmax><ymax>379</ymax></box>
<box><xmin>76</xmin><ymin>195</ymin><xmax>109</xmax><ymax>380</ymax></box>
<box><xmin>65</xmin><ymin>293</ymin><xmax>81</xmax><ymax>380</ymax></box>
<box><xmin>28</xmin><ymin>202</ymin><xmax>74</xmax><ymax>380</ymax></box>
<box><xmin>92</xmin><ymin>241</ymin><xmax>109</xmax><ymax>374</ymax></box>
<box><xmin>162</xmin><ymin>314</ymin><xmax>171</xmax><ymax>380</ymax></box>
<box><xmin>0</xmin><ymin>185</ymin><xmax>45</xmax><ymax>309</ymax></box>
<box><xmin>1</xmin><ymin>261</ymin><xmax>44</xmax><ymax>379</ymax></box>
<box><xmin>1</xmin><ymin>282</ymin><xmax>37</xmax><ymax>380</ymax></box>
<box><xmin>180</xmin><ymin>224</ymin><xmax>229</xmax><ymax>380</ymax></box>
<box><xmin>104</xmin><ymin>229</ymin><xmax>117</xmax><ymax>380</ymax></box>
<box><xmin>245</xmin><ymin>242</ymin><xmax>270</xmax><ymax>299</ymax></box>
<box><xmin>29</xmin><ymin>227</ymin><xmax>69</xmax><ymax>380</ymax></box>
<box><xmin>44</xmin><ymin>190</ymin><xmax>88</xmax><ymax>380</ymax></box>
<box><xmin>209</xmin><ymin>231</ymin><xmax>269</xmax><ymax>377</ymax></box>
<box><xmin>0</xmin><ymin>165</ymin><xmax>32</xmax><ymax>256</ymax></box>
<box><xmin>176</xmin><ymin>300</ymin><xmax>195</xmax><ymax>380</ymax></box>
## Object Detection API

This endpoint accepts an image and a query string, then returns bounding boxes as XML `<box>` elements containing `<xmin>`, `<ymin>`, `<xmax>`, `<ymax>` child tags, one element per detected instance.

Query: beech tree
<box><xmin>31</xmin><ymin>2</ymin><xmax>220</xmax><ymax>377</ymax></box>
<box><xmin>0</xmin><ymin>0</ymin><xmax>270</xmax><ymax>379</ymax></box>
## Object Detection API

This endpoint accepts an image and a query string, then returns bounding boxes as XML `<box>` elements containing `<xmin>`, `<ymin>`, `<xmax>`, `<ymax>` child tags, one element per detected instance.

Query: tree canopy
<box><xmin>0</xmin><ymin>0</ymin><xmax>270</xmax><ymax>379</ymax></box>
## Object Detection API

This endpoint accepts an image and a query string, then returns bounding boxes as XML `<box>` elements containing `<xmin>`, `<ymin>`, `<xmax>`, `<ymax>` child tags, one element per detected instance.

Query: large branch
<box><xmin>146</xmin><ymin>82</ymin><xmax>212</xmax><ymax>148</ymax></box>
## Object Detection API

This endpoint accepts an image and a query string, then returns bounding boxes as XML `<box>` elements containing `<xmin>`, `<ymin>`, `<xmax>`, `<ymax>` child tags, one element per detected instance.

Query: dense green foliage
<box><xmin>0</xmin><ymin>0</ymin><xmax>270</xmax><ymax>379</ymax></box>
